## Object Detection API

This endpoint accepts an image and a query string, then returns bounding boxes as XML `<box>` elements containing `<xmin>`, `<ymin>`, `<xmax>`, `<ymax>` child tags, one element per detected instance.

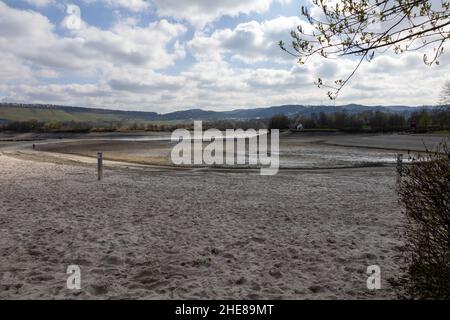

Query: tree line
<box><xmin>0</xmin><ymin>118</ymin><xmax>268</xmax><ymax>133</ymax></box>
<box><xmin>269</xmin><ymin>108</ymin><xmax>450</xmax><ymax>133</ymax></box>
<box><xmin>1</xmin><ymin>108</ymin><xmax>449</xmax><ymax>134</ymax></box>
<box><xmin>0</xmin><ymin>120</ymin><xmax>187</xmax><ymax>133</ymax></box>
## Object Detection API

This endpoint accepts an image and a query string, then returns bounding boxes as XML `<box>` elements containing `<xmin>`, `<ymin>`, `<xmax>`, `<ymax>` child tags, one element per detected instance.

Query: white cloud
<box><xmin>71</xmin><ymin>19</ymin><xmax>187</xmax><ymax>70</ymax></box>
<box><xmin>106</xmin><ymin>68</ymin><xmax>185</xmax><ymax>93</ymax></box>
<box><xmin>0</xmin><ymin>2</ymin><xmax>186</xmax><ymax>72</ymax></box>
<box><xmin>1</xmin><ymin>1</ymin><xmax>449</xmax><ymax>111</ymax></box>
<box><xmin>189</xmin><ymin>16</ymin><xmax>309</xmax><ymax>64</ymax></box>
<box><xmin>22</xmin><ymin>0</ymin><xmax>55</xmax><ymax>7</ymax></box>
<box><xmin>83</xmin><ymin>0</ymin><xmax>151</xmax><ymax>12</ymax></box>
<box><xmin>153</xmin><ymin>0</ymin><xmax>292</xmax><ymax>26</ymax></box>
<box><xmin>0</xmin><ymin>53</ymin><xmax>35</xmax><ymax>84</ymax></box>
<box><xmin>4</xmin><ymin>50</ymin><xmax>448</xmax><ymax>111</ymax></box>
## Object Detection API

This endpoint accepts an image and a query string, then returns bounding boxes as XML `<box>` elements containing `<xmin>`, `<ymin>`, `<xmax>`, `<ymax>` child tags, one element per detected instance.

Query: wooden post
<box><xmin>97</xmin><ymin>152</ymin><xmax>103</xmax><ymax>181</ymax></box>
<box><xmin>397</xmin><ymin>154</ymin><xmax>403</xmax><ymax>183</ymax></box>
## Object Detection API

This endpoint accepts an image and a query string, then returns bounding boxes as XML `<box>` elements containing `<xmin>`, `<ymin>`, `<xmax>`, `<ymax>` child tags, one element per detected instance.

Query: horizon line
<box><xmin>0</xmin><ymin>101</ymin><xmax>444</xmax><ymax>115</ymax></box>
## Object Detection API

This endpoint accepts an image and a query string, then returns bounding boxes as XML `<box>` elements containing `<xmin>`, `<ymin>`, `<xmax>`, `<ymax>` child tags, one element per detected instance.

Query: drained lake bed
<box><xmin>0</xmin><ymin>132</ymin><xmax>448</xmax><ymax>299</ymax></box>
<box><xmin>33</xmin><ymin>132</ymin><xmax>448</xmax><ymax>169</ymax></box>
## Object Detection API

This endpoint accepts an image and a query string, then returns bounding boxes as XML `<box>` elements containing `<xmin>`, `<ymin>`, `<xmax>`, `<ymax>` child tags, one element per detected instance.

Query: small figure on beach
<box><xmin>32</xmin><ymin>144</ymin><xmax>35</xmax><ymax>150</ymax></box>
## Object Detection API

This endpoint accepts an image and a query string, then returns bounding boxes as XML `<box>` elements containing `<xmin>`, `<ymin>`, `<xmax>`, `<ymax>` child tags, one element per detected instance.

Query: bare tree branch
<box><xmin>281</xmin><ymin>0</ymin><xmax>450</xmax><ymax>99</ymax></box>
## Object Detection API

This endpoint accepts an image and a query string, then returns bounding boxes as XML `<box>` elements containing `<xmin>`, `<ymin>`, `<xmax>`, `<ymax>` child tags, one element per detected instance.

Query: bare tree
<box><xmin>280</xmin><ymin>0</ymin><xmax>450</xmax><ymax>99</ymax></box>
<box><xmin>393</xmin><ymin>143</ymin><xmax>450</xmax><ymax>299</ymax></box>
<box><xmin>440</xmin><ymin>80</ymin><xmax>450</xmax><ymax>105</ymax></box>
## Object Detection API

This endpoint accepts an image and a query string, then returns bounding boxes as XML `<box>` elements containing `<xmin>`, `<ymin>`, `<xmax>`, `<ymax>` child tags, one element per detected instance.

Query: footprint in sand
<box><xmin>269</xmin><ymin>269</ymin><xmax>283</xmax><ymax>279</ymax></box>
<box><xmin>101</xmin><ymin>255</ymin><xmax>123</xmax><ymax>266</ymax></box>
<box><xmin>89</xmin><ymin>282</ymin><xmax>109</xmax><ymax>295</ymax></box>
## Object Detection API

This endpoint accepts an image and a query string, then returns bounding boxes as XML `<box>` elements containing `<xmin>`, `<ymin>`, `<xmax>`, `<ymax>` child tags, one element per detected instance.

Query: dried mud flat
<box><xmin>0</xmin><ymin>151</ymin><xmax>406</xmax><ymax>300</ymax></box>
<box><xmin>33</xmin><ymin>132</ymin><xmax>449</xmax><ymax>169</ymax></box>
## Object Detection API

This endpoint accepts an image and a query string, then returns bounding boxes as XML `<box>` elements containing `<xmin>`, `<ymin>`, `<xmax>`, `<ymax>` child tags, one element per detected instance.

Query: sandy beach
<box><xmin>0</xmin><ymin>132</ymin><xmax>423</xmax><ymax>299</ymax></box>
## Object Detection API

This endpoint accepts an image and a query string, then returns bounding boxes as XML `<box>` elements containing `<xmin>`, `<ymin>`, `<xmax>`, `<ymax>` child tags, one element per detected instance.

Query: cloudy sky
<box><xmin>0</xmin><ymin>0</ymin><xmax>448</xmax><ymax>112</ymax></box>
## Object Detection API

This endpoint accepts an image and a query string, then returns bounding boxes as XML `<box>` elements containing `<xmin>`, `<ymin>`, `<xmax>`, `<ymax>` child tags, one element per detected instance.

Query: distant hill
<box><xmin>0</xmin><ymin>103</ymin><xmax>158</xmax><ymax>123</ymax></box>
<box><xmin>0</xmin><ymin>102</ymin><xmax>436</xmax><ymax>124</ymax></box>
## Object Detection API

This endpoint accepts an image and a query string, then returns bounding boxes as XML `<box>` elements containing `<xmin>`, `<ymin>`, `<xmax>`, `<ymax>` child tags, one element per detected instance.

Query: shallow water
<box><xmin>36</xmin><ymin>133</ymin><xmax>423</xmax><ymax>169</ymax></box>
<box><xmin>112</xmin><ymin>132</ymin><xmax>261</xmax><ymax>142</ymax></box>
<box><xmin>276</xmin><ymin>145</ymin><xmax>409</xmax><ymax>169</ymax></box>
<box><xmin>174</xmin><ymin>138</ymin><xmax>404</xmax><ymax>169</ymax></box>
